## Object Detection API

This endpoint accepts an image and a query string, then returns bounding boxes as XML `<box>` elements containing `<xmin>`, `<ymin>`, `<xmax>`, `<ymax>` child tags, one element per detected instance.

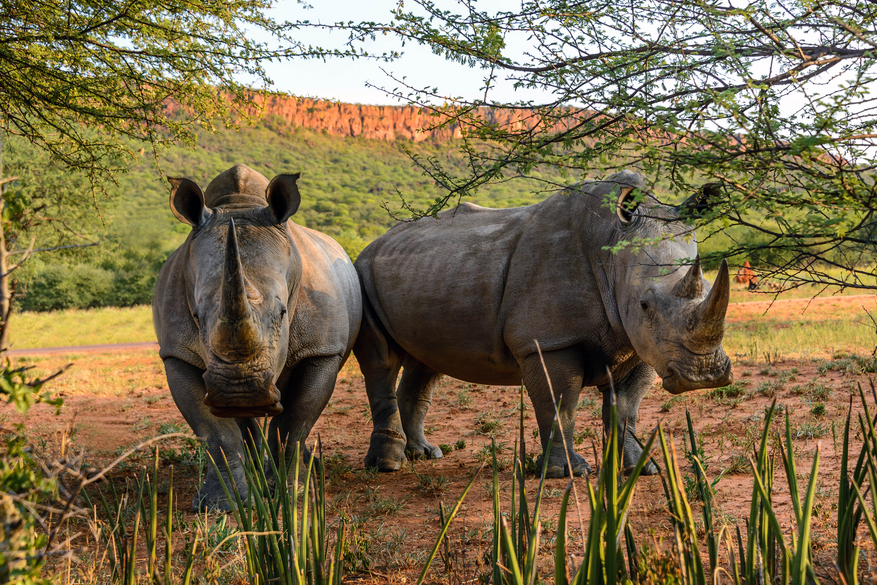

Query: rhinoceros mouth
<box><xmin>202</xmin><ymin>366</ymin><xmax>282</xmax><ymax>417</ymax></box>
<box><xmin>661</xmin><ymin>355</ymin><xmax>733</xmax><ymax>394</ymax></box>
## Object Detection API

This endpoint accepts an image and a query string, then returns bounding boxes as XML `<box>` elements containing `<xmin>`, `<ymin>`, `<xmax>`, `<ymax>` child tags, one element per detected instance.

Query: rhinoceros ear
<box><xmin>266</xmin><ymin>173</ymin><xmax>302</xmax><ymax>224</ymax></box>
<box><xmin>168</xmin><ymin>177</ymin><xmax>210</xmax><ymax>227</ymax></box>
<box><xmin>679</xmin><ymin>183</ymin><xmax>722</xmax><ymax>221</ymax></box>
<box><xmin>616</xmin><ymin>187</ymin><xmax>640</xmax><ymax>224</ymax></box>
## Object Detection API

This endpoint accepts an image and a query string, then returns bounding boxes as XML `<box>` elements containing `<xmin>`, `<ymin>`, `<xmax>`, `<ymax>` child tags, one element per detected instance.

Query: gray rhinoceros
<box><xmin>153</xmin><ymin>164</ymin><xmax>362</xmax><ymax>510</ymax></box>
<box><xmin>354</xmin><ymin>170</ymin><xmax>732</xmax><ymax>478</ymax></box>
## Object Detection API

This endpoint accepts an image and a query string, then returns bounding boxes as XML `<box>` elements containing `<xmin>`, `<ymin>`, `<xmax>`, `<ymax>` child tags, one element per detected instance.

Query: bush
<box><xmin>19</xmin><ymin>263</ymin><xmax>113</xmax><ymax>311</ymax></box>
<box><xmin>0</xmin><ymin>364</ymin><xmax>62</xmax><ymax>584</ymax></box>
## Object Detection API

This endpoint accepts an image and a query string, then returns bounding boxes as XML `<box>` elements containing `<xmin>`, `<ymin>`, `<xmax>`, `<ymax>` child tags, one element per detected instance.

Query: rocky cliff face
<box><xmin>247</xmin><ymin>94</ymin><xmax>541</xmax><ymax>142</ymax></box>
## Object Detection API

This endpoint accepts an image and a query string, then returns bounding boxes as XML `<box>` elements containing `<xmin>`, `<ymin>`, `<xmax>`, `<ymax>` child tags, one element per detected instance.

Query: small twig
<box><xmin>7</xmin><ymin>241</ymin><xmax>99</xmax><ymax>256</ymax></box>
<box><xmin>861</xmin><ymin>305</ymin><xmax>877</xmax><ymax>356</ymax></box>
<box><xmin>3</xmin><ymin>236</ymin><xmax>35</xmax><ymax>276</ymax></box>
<box><xmin>43</xmin><ymin>433</ymin><xmax>192</xmax><ymax>554</ymax></box>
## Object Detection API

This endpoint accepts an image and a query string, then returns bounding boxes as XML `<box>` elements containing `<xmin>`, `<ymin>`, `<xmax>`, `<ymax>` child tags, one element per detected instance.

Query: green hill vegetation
<box><xmin>6</xmin><ymin>116</ymin><xmax>570</xmax><ymax>312</ymax></box>
<box><xmin>8</xmin><ymin>111</ymin><xmax>784</xmax><ymax>313</ymax></box>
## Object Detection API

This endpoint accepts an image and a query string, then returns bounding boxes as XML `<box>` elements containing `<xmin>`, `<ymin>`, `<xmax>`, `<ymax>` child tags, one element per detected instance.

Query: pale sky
<box><xmin>259</xmin><ymin>0</ymin><xmax>540</xmax><ymax>105</ymax></box>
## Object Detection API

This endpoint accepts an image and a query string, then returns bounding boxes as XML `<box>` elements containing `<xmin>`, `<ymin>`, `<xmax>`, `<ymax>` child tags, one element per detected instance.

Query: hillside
<box><xmin>8</xmin><ymin>99</ymin><xmax>568</xmax><ymax>311</ymax></box>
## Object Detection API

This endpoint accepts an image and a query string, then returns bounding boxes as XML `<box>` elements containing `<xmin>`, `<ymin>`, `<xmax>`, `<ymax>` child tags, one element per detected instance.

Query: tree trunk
<box><xmin>0</xmin><ymin>140</ymin><xmax>11</xmax><ymax>354</ymax></box>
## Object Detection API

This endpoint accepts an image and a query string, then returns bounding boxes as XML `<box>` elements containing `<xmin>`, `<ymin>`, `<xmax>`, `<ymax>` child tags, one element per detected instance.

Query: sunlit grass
<box><xmin>724</xmin><ymin>311</ymin><xmax>876</xmax><ymax>360</ymax></box>
<box><xmin>11</xmin><ymin>349</ymin><xmax>165</xmax><ymax>397</ymax></box>
<box><xmin>8</xmin><ymin>286</ymin><xmax>877</xmax><ymax>361</ymax></box>
<box><xmin>12</xmin><ymin>305</ymin><xmax>155</xmax><ymax>348</ymax></box>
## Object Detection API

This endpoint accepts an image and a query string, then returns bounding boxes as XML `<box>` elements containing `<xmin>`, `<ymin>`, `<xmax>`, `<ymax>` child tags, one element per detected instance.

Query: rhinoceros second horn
<box><xmin>672</xmin><ymin>255</ymin><xmax>704</xmax><ymax>299</ymax></box>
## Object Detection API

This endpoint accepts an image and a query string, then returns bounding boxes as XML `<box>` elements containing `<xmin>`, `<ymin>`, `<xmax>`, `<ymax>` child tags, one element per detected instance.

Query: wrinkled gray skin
<box><xmin>354</xmin><ymin>170</ymin><xmax>732</xmax><ymax>478</ymax></box>
<box><xmin>153</xmin><ymin>165</ymin><xmax>361</xmax><ymax>510</ymax></box>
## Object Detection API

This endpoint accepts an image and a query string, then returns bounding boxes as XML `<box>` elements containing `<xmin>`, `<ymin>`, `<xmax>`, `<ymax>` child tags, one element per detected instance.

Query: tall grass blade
<box><xmin>555</xmin><ymin>481</ymin><xmax>573</xmax><ymax>585</ymax></box>
<box><xmin>657</xmin><ymin>426</ymin><xmax>705</xmax><ymax>585</ymax></box>
<box><xmin>792</xmin><ymin>445</ymin><xmax>821</xmax><ymax>585</ymax></box>
<box><xmin>686</xmin><ymin>409</ymin><xmax>717</xmax><ymax>578</ymax></box>
<box><xmin>416</xmin><ymin>462</ymin><xmax>485</xmax><ymax>585</ymax></box>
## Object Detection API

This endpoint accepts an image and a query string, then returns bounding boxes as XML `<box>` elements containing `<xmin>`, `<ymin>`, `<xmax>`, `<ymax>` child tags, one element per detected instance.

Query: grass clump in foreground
<box><xmin>417</xmin><ymin>384</ymin><xmax>877</xmax><ymax>585</ymax></box>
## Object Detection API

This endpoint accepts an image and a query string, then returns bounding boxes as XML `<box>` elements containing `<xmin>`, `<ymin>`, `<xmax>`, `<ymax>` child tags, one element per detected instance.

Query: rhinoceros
<box><xmin>153</xmin><ymin>164</ymin><xmax>362</xmax><ymax>510</ymax></box>
<box><xmin>353</xmin><ymin>170</ymin><xmax>732</xmax><ymax>478</ymax></box>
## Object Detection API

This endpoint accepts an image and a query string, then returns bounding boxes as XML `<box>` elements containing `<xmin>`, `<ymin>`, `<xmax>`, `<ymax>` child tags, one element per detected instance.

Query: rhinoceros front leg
<box><xmin>521</xmin><ymin>348</ymin><xmax>591</xmax><ymax>478</ymax></box>
<box><xmin>268</xmin><ymin>355</ymin><xmax>343</xmax><ymax>474</ymax></box>
<box><xmin>163</xmin><ymin>357</ymin><xmax>248</xmax><ymax>512</ymax></box>
<box><xmin>600</xmin><ymin>362</ymin><xmax>659</xmax><ymax>475</ymax></box>
<box><xmin>397</xmin><ymin>358</ymin><xmax>443</xmax><ymax>460</ymax></box>
<box><xmin>354</xmin><ymin>301</ymin><xmax>406</xmax><ymax>471</ymax></box>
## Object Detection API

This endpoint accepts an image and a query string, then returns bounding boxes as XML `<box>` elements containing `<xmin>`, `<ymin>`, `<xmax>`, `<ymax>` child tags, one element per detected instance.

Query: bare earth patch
<box><xmin>3</xmin><ymin>296</ymin><xmax>877</xmax><ymax>582</ymax></box>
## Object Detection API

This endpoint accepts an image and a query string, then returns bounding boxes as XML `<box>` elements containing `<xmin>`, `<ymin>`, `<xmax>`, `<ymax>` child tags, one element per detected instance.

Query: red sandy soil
<box><xmin>4</xmin><ymin>296</ymin><xmax>877</xmax><ymax>583</ymax></box>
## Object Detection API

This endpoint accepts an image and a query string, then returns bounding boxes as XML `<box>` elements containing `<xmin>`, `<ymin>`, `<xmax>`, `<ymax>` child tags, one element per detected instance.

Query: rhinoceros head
<box><xmin>168</xmin><ymin>165</ymin><xmax>302</xmax><ymax>417</ymax></box>
<box><xmin>601</xmin><ymin>172</ymin><xmax>733</xmax><ymax>394</ymax></box>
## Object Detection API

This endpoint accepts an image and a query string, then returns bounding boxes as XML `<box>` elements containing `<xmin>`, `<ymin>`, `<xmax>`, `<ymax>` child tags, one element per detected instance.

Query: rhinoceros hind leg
<box><xmin>397</xmin><ymin>358</ymin><xmax>443</xmax><ymax>460</ymax></box>
<box><xmin>521</xmin><ymin>347</ymin><xmax>590</xmax><ymax>478</ymax></box>
<box><xmin>354</xmin><ymin>297</ymin><xmax>407</xmax><ymax>470</ymax></box>
<box><xmin>601</xmin><ymin>362</ymin><xmax>660</xmax><ymax>476</ymax></box>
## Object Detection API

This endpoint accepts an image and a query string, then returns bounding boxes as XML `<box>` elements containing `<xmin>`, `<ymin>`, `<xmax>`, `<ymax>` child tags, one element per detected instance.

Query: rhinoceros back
<box><xmin>356</xmin><ymin>202</ymin><xmax>541</xmax><ymax>384</ymax></box>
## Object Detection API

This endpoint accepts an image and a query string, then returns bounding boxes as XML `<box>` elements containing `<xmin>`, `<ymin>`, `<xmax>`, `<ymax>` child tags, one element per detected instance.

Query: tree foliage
<box><xmin>316</xmin><ymin>0</ymin><xmax>877</xmax><ymax>289</ymax></box>
<box><xmin>0</xmin><ymin>0</ymin><xmax>343</xmax><ymax>182</ymax></box>
<box><xmin>10</xmin><ymin>122</ymin><xmax>564</xmax><ymax>311</ymax></box>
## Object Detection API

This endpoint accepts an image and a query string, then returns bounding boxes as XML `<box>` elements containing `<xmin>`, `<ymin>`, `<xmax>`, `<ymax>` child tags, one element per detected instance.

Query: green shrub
<box><xmin>19</xmin><ymin>263</ymin><xmax>113</xmax><ymax>311</ymax></box>
<box><xmin>0</xmin><ymin>365</ymin><xmax>62</xmax><ymax>584</ymax></box>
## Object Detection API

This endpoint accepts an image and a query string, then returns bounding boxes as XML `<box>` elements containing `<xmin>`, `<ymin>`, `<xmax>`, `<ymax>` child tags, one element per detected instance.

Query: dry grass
<box><xmin>11</xmin><ymin>349</ymin><xmax>165</xmax><ymax>397</ymax></box>
<box><xmin>12</xmin><ymin>305</ymin><xmax>155</xmax><ymax>349</ymax></box>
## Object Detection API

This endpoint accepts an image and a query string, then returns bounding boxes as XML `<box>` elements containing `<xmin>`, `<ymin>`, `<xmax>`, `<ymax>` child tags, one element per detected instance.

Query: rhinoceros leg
<box><xmin>163</xmin><ymin>357</ymin><xmax>248</xmax><ymax>512</ymax></box>
<box><xmin>354</xmin><ymin>299</ymin><xmax>407</xmax><ymax>471</ymax></box>
<box><xmin>520</xmin><ymin>348</ymin><xmax>591</xmax><ymax>478</ymax></box>
<box><xmin>600</xmin><ymin>362</ymin><xmax>659</xmax><ymax>475</ymax></box>
<box><xmin>268</xmin><ymin>355</ymin><xmax>343</xmax><ymax>473</ymax></box>
<box><xmin>397</xmin><ymin>358</ymin><xmax>443</xmax><ymax>460</ymax></box>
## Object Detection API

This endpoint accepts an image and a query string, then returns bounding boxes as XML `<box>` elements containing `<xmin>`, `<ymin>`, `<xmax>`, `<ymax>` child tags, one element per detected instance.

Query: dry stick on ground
<box><xmin>533</xmin><ymin>339</ymin><xmax>588</xmax><ymax>558</ymax></box>
<box><xmin>42</xmin><ymin>432</ymin><xmax>194</xmax><ymax>555</ymax></box>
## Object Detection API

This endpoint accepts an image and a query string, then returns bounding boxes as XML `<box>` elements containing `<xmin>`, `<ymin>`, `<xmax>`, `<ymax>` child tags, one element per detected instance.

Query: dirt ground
<box><xmin>4</xmin><ymin>295</ymin><xmax>877</xmax><ymax>583</ymax></box>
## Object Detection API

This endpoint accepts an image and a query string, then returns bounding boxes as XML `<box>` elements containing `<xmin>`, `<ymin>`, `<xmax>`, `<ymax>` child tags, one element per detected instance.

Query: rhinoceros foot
<box><xmin>405</xmin><ymin>439</ymin><xmax>443</xmax><ymax>461</ymax></box>
<box><xmin>623</xmin><ymin>457</ymin><xmax>659</xmax><ymax>477</ymax></box>
<box><xmin>365</xmin><ymin>429</ymin><xmax>408</xmax><ymax>471</ymax></box>
<box><xmin>539</xmin><ymin>451</ymin><xmax>591</xmax><ymax>479</ymax></box>
<box><xmin>193</xmin><ymin>483</ymin><xmax>245</xmax><ymax>513</ymax></box>
<box><xmin>620</xmin><ymin>435</ymin><xmax>659</xmax><ymax>476</ymax></box>
<box><xmin>192</xmin><ymin>462</ymin><xmax>250</xmax><ymax>512</ymax></box>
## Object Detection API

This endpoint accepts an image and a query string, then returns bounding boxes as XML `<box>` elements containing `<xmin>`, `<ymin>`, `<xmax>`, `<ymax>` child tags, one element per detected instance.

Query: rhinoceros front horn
<box><xmin>213</xmin><ymin>219</ymin><xmax>261</xmax><ymax>358</ymax></box>
<box><xmin>690</xmin><ymin>259</ymin><xmax>730</xmax><ymax>344</ymax></box>
<box><xmin>672</xmin><ymin>255</ymin><xmax>704</xmax><ymax>299</ymax></box>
